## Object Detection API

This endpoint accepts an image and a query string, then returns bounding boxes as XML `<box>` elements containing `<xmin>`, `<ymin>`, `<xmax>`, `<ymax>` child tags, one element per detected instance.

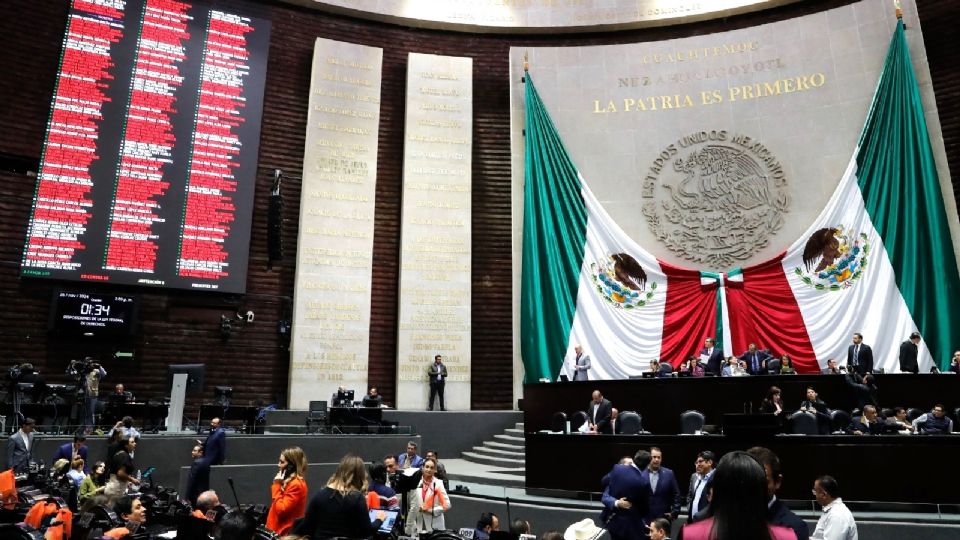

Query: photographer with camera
<box><xmin>68</xmin><ymin>357</ymin><xmax>106</xmax><ymax>435</ymax></box>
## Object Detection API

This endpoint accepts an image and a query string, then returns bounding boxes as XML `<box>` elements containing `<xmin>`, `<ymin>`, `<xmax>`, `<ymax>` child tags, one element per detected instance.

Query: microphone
<box><xmin>227</xmin><ymin>477</ymin><xmax>242</xmax><ymax>508</ymax></box>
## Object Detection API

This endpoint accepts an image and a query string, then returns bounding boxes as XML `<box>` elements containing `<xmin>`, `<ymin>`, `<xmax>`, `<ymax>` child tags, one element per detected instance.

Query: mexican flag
<box><xmin>520</xmin><ymin>20</ymin><xmax>960</xmax><ymax>382</ymax></box>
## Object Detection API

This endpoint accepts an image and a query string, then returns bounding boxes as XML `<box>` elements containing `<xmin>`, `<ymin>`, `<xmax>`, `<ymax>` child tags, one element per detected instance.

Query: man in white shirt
<box><xmin>5</xmin><ymin>417</ymin><xmax>35</xmax><ymax>474</ymax></box>
<box><xmin>686</xmin><ymin>450</ymin><xmax>715</xmax><ymax>520</ymax></box>
<box><xmin>812</xmin><ymin>475</ymin><xmax>858</xmax><ymax>540</ymax></box>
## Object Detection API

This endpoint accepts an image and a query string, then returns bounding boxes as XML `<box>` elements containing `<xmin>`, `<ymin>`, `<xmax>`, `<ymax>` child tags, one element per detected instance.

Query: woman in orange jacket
<box><xmin>266</xmin><ymin>446</ymin><xmax>308</xmax><ymax>536</ymax></box>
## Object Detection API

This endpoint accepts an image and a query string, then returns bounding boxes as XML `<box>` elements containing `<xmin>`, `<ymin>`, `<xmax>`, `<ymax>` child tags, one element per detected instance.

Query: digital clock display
<box><xmin>50</xmin><ymin>290</ymin><xmax>137</xmax><ymax>339</ymax></box>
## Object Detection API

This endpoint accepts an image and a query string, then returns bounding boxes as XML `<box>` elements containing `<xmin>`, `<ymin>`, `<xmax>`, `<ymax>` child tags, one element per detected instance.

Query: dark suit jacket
<box><xmin>899</xmin><ymin>340</ymin><xmax>919</xmax><ymax>373</ymax></box>
<box><xmin>643</xmin><ymin>467</ymin><xmax>681</xmax><ymax>522</ymax></box>
<box><xmin>52</xmin><ymin>443</ymin><xmax>89</xmax><ymax>473</ymax></box>
<box><xmin>588</xmin><ymin>398</ymin><xmax>613</xmax><ymax>432</ymax></box>
<box><xmin>6</xmin><ymin>431</ymin><xmax>34</xmax><ymax>473</ymax></box>
<box><xmin>686</xmin><ymin>471</ymin><xmax>713</xmax><ymax>519</ymax></box>
<box><xmin>203</xmin><ymin>427</ymin><xmax>226</xmax><ymax>465</ymax></box>
<box><xmin>846</xmin><ymin>417</ymin><xmax>886</xmax><ymax>435</ymax></box>
<box><xmin>847</xmin><ymin>343</ymin><xmax>874</xmax><ymax>375</ymax></box>
<box><xmin>601</xmin><ymin>464</ymin><xmax>651</xmax><ymax>540</ymax></box>
<box><xmin>844</xmin><ymin>373</ymin><xmax>878</xmax><ymax>409</ymax></box>
<box><xmin>699</xmin><ymin>348</ymin><xmax>724</xmax><ymax>376</ymax></box>
<box><xmin>739</xmin><ymin>350</ymin><xmax>772</xmax><ymax>375</ymax></box>
<box><xmin>768</xmin><ymin>497</ymin><xmax>810</xmax><ymax>540</ymax></box>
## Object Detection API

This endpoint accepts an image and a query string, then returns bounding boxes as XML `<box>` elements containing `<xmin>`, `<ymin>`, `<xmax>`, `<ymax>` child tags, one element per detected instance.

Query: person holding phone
<box><xmin>266</xmin><ymin>446</ymin><xmax>308</xmax><ymax>536</ymax></box>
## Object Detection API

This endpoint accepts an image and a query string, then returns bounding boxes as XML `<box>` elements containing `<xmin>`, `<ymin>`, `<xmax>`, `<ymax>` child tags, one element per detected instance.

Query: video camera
<box><xmin>66</xmin><ymin>357</ymin><xmax>100</xmax><ymax>381</ymax></box>
<box><xmin>7</xmin><ymin>362</ymin><xmax>35</xmax><ymax>382</ymax></box>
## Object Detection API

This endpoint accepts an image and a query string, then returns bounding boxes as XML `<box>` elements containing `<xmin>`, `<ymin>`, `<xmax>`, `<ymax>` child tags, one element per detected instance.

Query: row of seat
<box><xmin>549</xmin><ymin>406</ymin><xmax>960</xmax><ymax>435</ymax></box>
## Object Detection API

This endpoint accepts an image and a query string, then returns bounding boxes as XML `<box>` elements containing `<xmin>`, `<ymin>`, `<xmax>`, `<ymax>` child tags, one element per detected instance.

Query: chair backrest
<box><xmin>619</xmin><ymin>412</ymin><xmax>642</xmax><ymax>435</ymax></box>
<box><xmin>880</xmin><ymin>408</ymin><xmax>893</xmax><ymax>419</ymax></box>
<box><xmin>680</xmin><ymin>410</ymin><xmax>705</xmax><ymax>434</ymax></box>
<box><xmin>829</xmin><ymin>409</ymin><xmax>851</xmax><ymax>432</ymax></box>
<box><xmin>906</xmin><ymin>407</ymin><xmax>924</xmax><ymax>421</ymax></box>
<box><xmin>659</xmin><ymin>363</ymin><xmax>674</xmax><ymax>375</ymax></box>
<box><xmin>570</xmin><ymin>410</ymin><xmax>589</xmax><ymax>431</ymax></box>
<box><xmin>789</xmin><ymin>411</ymin><xmax>819</xmax><ymax>435</ymax></box>
<box><xmin>550</xmin><ymin>411</ymin><xmax>568</xmax><ymax>433</ymax></box>
<box><xmin>767</xmin><ymin>359</ymin><xmax>781</xmax><ymax>373</ymax></box>
<box><xmin>308</xmin><ymin>400</ymin><xmax>327</xmax><ymax>416</ymax></box>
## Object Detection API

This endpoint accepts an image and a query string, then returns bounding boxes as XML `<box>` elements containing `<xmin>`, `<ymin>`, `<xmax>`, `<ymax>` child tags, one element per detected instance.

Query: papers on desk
<box><xmin>699</xmin><ymin>354</ymin><xmax>710</xmax><ymax>363</ymax></box>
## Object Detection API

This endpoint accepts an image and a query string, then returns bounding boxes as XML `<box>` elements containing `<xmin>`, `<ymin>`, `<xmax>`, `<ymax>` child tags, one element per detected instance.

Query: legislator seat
<box><xmin>550</xmin><ymin>411</ymin><xmax>568</xmax><ymax>433</ymax></box>
<box><xmin>680</xmin><ymin>410</ymin><xmax>705</xmax><ymax>434</ymax></box>
<box><xmin>658</xmin><ymin>363</ymin><xmax>674</xmax><ymax>376</ymax></box>
<box><xmin>829</xmin><ymin>409</ymin><xmax>851</xmax><ymax>433</ymax></box>
<box><xmin>619</xmin><ymin>411</ymin><xmax>642</xmax><ymax>435</ymax></box>
<box><xmin>766</xmin><ymin>359</ymin><xmax>781</xmax><ymax>374</ymax></box>
<box><xmin>570</xmin><ymin>410</ymin><xmax>589</xmax><ymax>432</ymax></box>
<box><xmin>907</xmin><ymin>407</ymin><xmax>924</xmax><ymax>422</ymax></box>
<box><xmin>789</xmin><ymin>410</ymin><xmax>819</xmax><ymax>435</ymax></box>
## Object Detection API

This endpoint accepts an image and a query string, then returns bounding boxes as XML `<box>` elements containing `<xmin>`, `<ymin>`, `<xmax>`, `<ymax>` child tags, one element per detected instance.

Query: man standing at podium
<box><xmin>847</xmin><ymin>333</ymin><xmax>873</xmax><ymax>376</ymax></box>
<box><xmin>698</xmin><ymin>338</ymin><xmax>724</xmax><ymax>376</ymax></box>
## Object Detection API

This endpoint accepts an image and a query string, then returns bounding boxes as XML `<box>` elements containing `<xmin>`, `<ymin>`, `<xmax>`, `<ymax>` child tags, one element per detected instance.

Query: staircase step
<box><xmin>504</xmin><ymin>428</ymin><xmax>524</xmax><ymax>436</ymax></box>
<box><xmin>473</xmin><ymin>445</ymin><xmax>525</xmax><ymax>458</ymax></box>
<box><xmin>462</xmin><ymin>451</ymin><xmax>525</xmax><ymax>467</ymax></box>
<box><xmin>515</xmin><ymin>422</ymin><xmax>525</xmax><ymax>431</ymax></box>
<box><xmin>484</xmin><ymin>440</ymin><xmax>524</xmax><ymax>451</ymax></box>
<box><xmin>494</xmin><ymin>434</ymin><xmax>525</xmax><ymax>445</ymax></box>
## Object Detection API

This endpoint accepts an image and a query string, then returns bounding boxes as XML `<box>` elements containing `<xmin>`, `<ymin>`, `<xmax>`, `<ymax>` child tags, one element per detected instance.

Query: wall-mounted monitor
<box><xmin>20</xmin><ymin>0</ymin><xmax>271</xmax><ymax>293</ymax></box>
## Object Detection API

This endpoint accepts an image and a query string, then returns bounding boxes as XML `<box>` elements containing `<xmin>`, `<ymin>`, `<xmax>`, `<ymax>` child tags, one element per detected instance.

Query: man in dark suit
<box><xmin>5</xmin><ymin>418</ymin><xmax>35</xmax><ymax>474</ymax></box>
<box><xmin>746</xmin><ymin>446</ymin><xmax>810</xmax><ymax>540</ymax></box>
<box><xmin>643</xmin><ymin>447</ymin><xmax>680</xmax><ymax>524</ymax></box>
<box><xmin>685</xmin><ymin>450</ymin><xmax>715</xmax><ymax>520</ymax></box>
<box><xmin>698</xmin><ymin>338</ymin><xmax>724</xmax><ymax>376</ymax></box>
<box><xmin>202</xmin><ymin>417</ymin><xmax>226</xmax><ymax>465</ymax></box>
<box><xmin>600</xmin><ymin>408</ymin><xmax>622</xmax><ymax>434</ymax></box>
<box><xmin>847</xmin><ymin>333</ymin><xmax>874</xmax><ymax>375</ymax></box>
<box><xmin>601</xmin><ymin>450</ymin><xmax>652</xmax><ymax>540</ymax></box>
<box><xmin>427</xmin><ymin>354</ymin><xmax>449</xmax><ymax>410</ymax></box>
<box><xmin>587</xmin><ymin>390</ymin><xmax>612</xmax><ymax>433</ymax></box>
<box><xmin>190</xmin><ymin>416</ymin><xmax>226</xmax><ymax>500</ymax></box>
<box><xmin>739</xmin><ymin>343</ymin><xmax>771</xmax><ymax>376</ymax></box>
<box><xmin>898</xmin><ymin>332</ymin><xmax>921</xmax><ymax>373</ymax></box>
<box><xmin>846</xmin><ymin>405</ymin><xmax>885</xmax><ymax>435</ymax></box>
<box><xmin>51</xmin><ymin>433</ymin><xmax>89</xmax><ymax>473</ymax></box>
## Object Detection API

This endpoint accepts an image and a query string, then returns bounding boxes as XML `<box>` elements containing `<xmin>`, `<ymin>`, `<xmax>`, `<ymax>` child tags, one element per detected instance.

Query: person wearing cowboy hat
<box><xmin>564</xmin><ymin>518</ymin><xmax>606</xmax><ymax>540</ymax></box>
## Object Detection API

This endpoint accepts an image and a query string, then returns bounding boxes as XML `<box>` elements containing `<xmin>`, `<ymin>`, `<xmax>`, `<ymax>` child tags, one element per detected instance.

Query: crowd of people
<box><xmin>595</xmin><ymin>445</ymin><xmax>858</xmax><ymax>540</ymax></box>
<box><xmin>574</xmin><ymin>332</ymin><xmax>960</xmax><ymax>380</ymax></box>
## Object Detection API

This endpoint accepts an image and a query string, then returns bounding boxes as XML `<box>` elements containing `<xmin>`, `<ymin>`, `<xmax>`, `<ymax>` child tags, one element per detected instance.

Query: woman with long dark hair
<box><xmin>293</xmin><ymin>454</ymin><xmax>385</xmax><ymax>539</ymax></box>
<box><xmin>78</xmin><ymin>460</ymin><xmax>107</xmax><ymax>505</ymax></box>
<box><xmin>680</xmin><ymin>452</ymin><xmax>796</xmax><ymax>540</ymax></box>
<box><xmin>266</xmin><ymin>446</ymin><xmax>308</xmax><ymax>536</ymax></box>
<box><xmin>760</xmin><ymin>385</ymin><xmax>786</xmax><ymax>432</ymax></box>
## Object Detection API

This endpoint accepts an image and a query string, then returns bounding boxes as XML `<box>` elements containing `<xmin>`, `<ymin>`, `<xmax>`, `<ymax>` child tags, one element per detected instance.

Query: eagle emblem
<box><xmin>591</xmin><ymin>252</ymin><xmax>657</xmax><ymax>309</ymax></box>
<box><xmin>795</xmin><ymin>226</ymin><xmax>869</xmax><ymax>291</ymax></box>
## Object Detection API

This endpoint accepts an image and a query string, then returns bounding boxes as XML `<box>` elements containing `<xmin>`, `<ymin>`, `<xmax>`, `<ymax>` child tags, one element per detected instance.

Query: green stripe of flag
<box><xmin>856</xmin><ymin>21</ymin><xmax>960</xmax><ymax>369</ymax></box>
<box><xmin>520</xmin><ymin>74</ymin><xmax>589</xmax><ymax>383</ymax></box>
